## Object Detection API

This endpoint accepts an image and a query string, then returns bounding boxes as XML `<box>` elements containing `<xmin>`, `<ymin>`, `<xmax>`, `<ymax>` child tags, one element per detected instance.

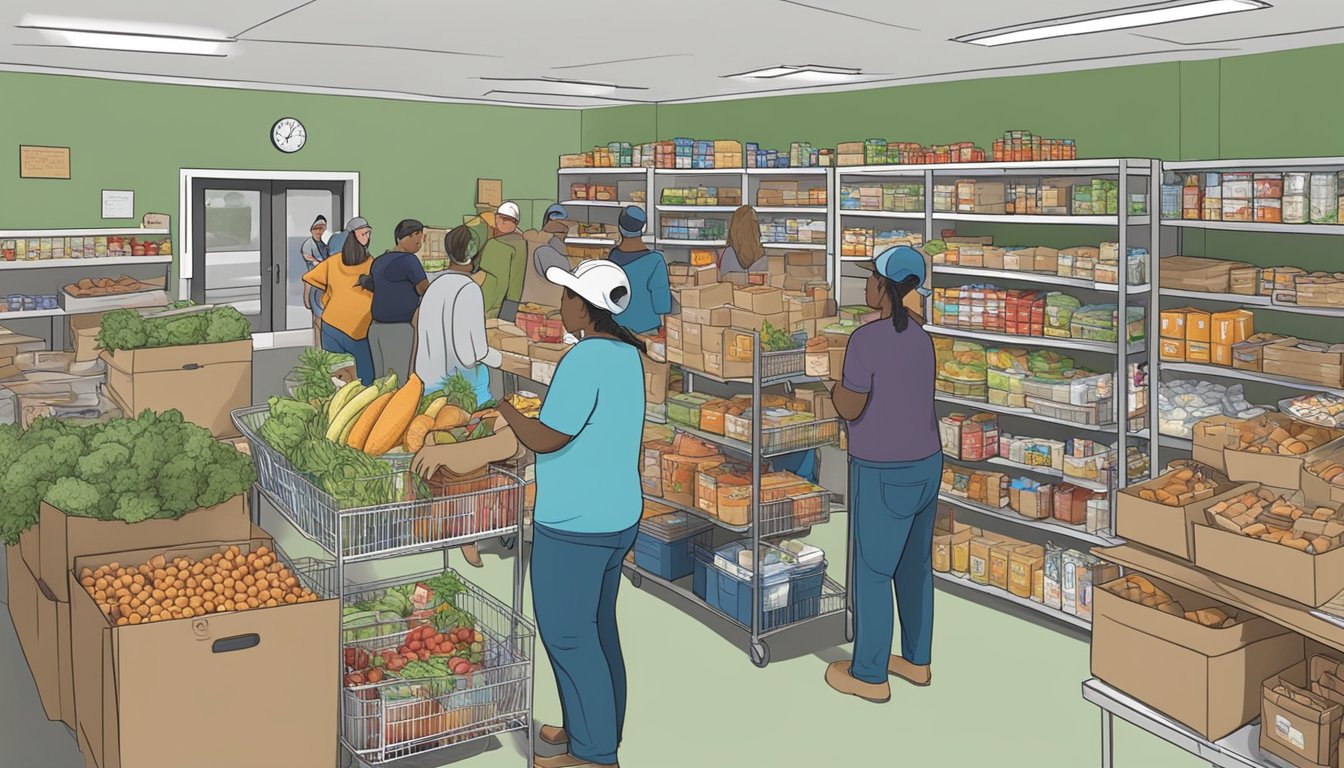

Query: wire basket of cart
<box><xmin>340</xmin><ymin>570</ymin><xmax>535</xmax><ymax>765</ymax></box>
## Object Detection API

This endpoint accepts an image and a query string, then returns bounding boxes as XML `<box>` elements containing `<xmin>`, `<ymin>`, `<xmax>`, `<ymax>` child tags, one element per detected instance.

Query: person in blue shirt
<box><xmin>607</xmin><ymin>206</ymin><xmax>670</xmax><ymax>335</ymax></box>
<box><xmin>360</xmin><ymin>220</ymin><xmax>429</xmax><ymax>381</ymax></box>
<box><xmin>497</xmin><ymin>259</ymin><xmax>645</xmax><ymax>768</ymax></box>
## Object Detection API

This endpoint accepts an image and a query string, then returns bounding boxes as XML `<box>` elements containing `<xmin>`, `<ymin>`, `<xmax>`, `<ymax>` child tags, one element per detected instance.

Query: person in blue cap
<box><xmin>606</xmin><ymin>206</ymin><xmax>671</xmax><ymax>335</ymax></box>
<box><xmin>824</xmin><ymin>244</ymin><xmax>943</xmax><ymax>705</ymax></box>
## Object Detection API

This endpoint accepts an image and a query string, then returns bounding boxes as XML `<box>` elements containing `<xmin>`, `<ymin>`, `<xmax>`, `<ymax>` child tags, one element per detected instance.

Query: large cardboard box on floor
<box><xmin>1115</xmin><ymin>464</ymin><xmax>1251</xmax><ymax>560</ymax></box>
<box><xmin>72</xmin><ymin>537</ymin><xmax>338</xmax><ymax>768</ymax></box>
<box><xmin>7</xmin><ymin>544</ymin><xmax>62</xmax><ymax>723</ymax></box>
<box><xmin>40</xmin><ymin>495</ymin><xmax>251</xmax><ymax>604</ymax></box>
<box><xmin>1091</xmin><ymin>572</ymin><xmax>1306</xmax><ymax>740</ymax></box>
<box><xmin>101</xmin><ymin>339</ymin><xmax>252</xmax><ymax>438</ymax></box>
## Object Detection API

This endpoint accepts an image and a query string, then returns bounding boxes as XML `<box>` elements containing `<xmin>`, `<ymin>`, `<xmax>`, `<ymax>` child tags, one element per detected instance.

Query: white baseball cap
<box><xmin>496</xmin><ymin>201</ymin><xmax>520</xmax><ymax>221</ymax></box>
<box><xmin>546</xmin><ymin>260</ymin><xmax>631</xmax><ymax>315</ymax></box>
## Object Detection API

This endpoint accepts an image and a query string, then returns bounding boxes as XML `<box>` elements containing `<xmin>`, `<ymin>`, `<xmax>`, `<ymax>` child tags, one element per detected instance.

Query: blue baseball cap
<box><xmin>618</xmin><ymin>206</ymin><xmax>647</xmax><ymax>238</ymax></box>
<box><xmin>544</xmin><ymin>203</ymin><xmax>569</xmax><ymax>222</ymax></box>
<box><xmin>858</xmin><ymin>245</ymin><xmax>931</xmax><ymax>296</ymax></box>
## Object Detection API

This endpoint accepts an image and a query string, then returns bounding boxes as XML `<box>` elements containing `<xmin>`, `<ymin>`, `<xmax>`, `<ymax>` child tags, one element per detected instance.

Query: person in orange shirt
<box><xmin>304</xmin><ymin>217</ymin><xmax>376</xmax><ymax>384</ymax></box>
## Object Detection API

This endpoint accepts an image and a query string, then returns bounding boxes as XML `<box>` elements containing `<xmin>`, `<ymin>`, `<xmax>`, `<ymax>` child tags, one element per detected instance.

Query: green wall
<box><xmin>0</xmin><ymin>71</ymin><xmax>578</xmax><ymax>238</ymax></box>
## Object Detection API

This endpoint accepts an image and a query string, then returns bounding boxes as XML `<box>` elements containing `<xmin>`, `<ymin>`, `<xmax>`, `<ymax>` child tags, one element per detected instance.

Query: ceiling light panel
<box><xmin>729</xmin><ymin>64</ymin><xmax>863</xmax><ymax>79</ymax></box>
<box><xmin>17</xmin><ymin>14</ymin><xmax>235</xmax><ymax>56</ymax></box>
<box><xmin>955</xmin><ymin>0</ymin><xmax>1270</xmax><ymax>46</ymax></box>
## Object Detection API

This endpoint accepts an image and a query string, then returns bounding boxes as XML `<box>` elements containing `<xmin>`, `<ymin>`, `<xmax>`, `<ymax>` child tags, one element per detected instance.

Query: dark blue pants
<box><xmin>849</xmin><ymin>452</ymin><xmax>943</xmax><ymax>684</ymax></box>
<box><xmin>771</xmin><ymin>449</ymin><xmax>819</xmax><ymax>483</ymax></box>
<box><xmin>319</xmin><ymin>323</ymin><xmax>374</xmax><ymax>385</ymax></box>
<box><xmin>531</xmin><ymin>524</ymin><xmax>637</xmax><ymax>765</ymax></box>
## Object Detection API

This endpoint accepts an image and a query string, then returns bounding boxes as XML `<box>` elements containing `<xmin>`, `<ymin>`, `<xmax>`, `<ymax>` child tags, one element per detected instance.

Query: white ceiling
<box><xmin>2</xmin><ymin>0</ymin><xmax>1343</xmax><ymax>108</ymax></box>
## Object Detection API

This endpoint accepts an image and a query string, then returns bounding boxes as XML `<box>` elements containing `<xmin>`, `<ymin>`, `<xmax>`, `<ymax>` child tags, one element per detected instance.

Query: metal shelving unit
<box><xmin>231</xmin><ymin>407</ymin><xmax>534</xmax><ymax>768</ymax></box>
<box><xmin>937</xmin><ymin>571</ymin><xmax>1090</xmax><ymax>631</ymax></box>
<box><xmin>627</xmin><ymin>333</ymin><xmax>848</xmax><ymax>668</ymax></box>
<box><xmin>938</xmin><ymin>493</ymin><xmax>1116</xmax><ymax>547</ymax></box>
<box><xmin>1156</xmin><ymin>156</ymin><xmax>1344</xmax><ymax>462</ymax></box>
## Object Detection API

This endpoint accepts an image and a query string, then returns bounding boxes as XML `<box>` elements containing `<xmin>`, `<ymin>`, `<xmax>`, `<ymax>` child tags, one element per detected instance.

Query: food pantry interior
<box><xmin>5</xmin><ymin>2</ymin><xmax>1344</xmax><ymax>767</ymax></box>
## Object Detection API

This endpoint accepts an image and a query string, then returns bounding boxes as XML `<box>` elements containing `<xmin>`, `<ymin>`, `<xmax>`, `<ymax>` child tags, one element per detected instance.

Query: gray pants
<box><xmin>368</xmin><ymin>322</ymin><xmax>415</xmax><ymax>383</ymax></box>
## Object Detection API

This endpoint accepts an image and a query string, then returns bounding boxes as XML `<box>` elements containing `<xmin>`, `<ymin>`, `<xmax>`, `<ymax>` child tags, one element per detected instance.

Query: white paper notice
<box><xmin>101</xmin><ymin>190</ymin><xmax>134</xmax><ymax>219</ymax></box>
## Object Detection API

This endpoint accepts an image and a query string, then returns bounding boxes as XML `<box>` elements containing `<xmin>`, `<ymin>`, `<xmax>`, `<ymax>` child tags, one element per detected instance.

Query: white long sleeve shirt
<box><xmin>415</xmin><ymin>273</ymin><xmax>500</xmax><ymax>387</ymax></box>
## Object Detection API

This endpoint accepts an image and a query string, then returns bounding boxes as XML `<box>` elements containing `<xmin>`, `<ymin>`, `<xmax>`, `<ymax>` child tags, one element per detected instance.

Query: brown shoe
<box><xmin>461</xmin><ymin>543</ymin><xmax>483</xmax><ymax>568</ymax></box>
<box><xmin>539</xmin><ymin>725</ymin><xmax>568</xmax><ymax>746</ymax></box>
<box><xmin>824</xmin><ymin>661</ymin><xmax>890</xmax><ymax>703</ymax></box>
<box><xmin>888</xmin><ymin>656</ymin><xmax>931</xmax><ymax>687</ymax></box>
<box><xmin>533</xmin><ymin>754</ymin><xmax>617</xmax><ymax>768</ymax></box>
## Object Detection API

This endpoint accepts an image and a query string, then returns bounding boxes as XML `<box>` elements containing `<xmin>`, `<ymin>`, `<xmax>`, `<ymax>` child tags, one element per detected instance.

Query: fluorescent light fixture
<box><xmin>729</xmin><ymin>64</ymin><xmax>863</xmax><ymax>81</ymax></box>
<box><xmin>955</xmin><ymin>0</ymin><xmax>1269</xmax><ymax>46</ymax></box>
<box><xmin>17</xmin><ymin>15</ymin><xmax>234</xmax><ymax>56</ymax></box>
<box><xmin>477</xmin><ymin>77</ymin><xmax>638</xmax><ymax>97</ymax></box>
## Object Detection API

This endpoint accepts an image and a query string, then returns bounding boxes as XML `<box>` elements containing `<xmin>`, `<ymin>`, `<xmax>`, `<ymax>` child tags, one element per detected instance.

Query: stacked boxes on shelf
<box><xmin>990</xmin><ymin>130</ymin><xmax>1078</xmax><ymax>162</ymax></box>
<box><xmin>759</xmin><ymin>218</ymin><xmax>827</xmax><ymax>245</ymax></box>
<box><xmin>660</xmin><ymin>217</ymin><xmax>727</xmax><ymax>242</ymax></box>
<box><xmin>836</xmin><ymin>139</ymin><xmax>989</xmax><ymax>166</ymax></box>
<box><xmin>1</xmin><ymin>234</ymin><xmax>171</xmax><ymax>262</ymax></box>
<box><xmin>931</xmin><ymin>286</ymin><xmax>1145</xmax><ymax>344</ymax></box>
<box><xmin>929</xmin><ymin>239</ymin><xmax>1149</xmax><ymax>286</ymax></box>
<box><xmin>839</xmin><ymin>228</ymin><xmax>923</xmax><ymax>259</ymax></box>
<box><xmin>839</xmin><ymin>183</ymin><xmax>925</xmax><ymax>212</ymax></box>
<box><xmin>660</xmin><ymin>186</ymin><xmax>743</xmax><ymax>206</ymax></box>
<box><xmin>1161</xmin><ymin>169</ymin><xmax>1344</xmax><ymax>225</ymax></box>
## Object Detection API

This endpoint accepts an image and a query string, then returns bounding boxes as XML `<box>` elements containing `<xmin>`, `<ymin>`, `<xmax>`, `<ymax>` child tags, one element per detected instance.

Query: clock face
<box><xmin>271</xmin><ymin>117</ymin><xmax>306</xmax><ymax>153</ymax></box>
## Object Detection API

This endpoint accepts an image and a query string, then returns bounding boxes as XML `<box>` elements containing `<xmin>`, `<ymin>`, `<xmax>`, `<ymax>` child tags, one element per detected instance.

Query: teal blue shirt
<box><xmin>534</xmin><ymin>338</ymin><xmax>646</xmax><ymax>533</ymax></box>
<box><xmin>608</xmin><ymin>249</ymin><xmax>671</xmax><ymax>334</ymax></box>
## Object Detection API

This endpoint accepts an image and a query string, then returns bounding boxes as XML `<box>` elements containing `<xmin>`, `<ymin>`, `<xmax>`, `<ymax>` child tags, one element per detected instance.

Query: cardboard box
<box><xmin>1092</xmin><ymin>573</ymin><xmax>1306</xmax><ymax>740</ymax></box>
<box><xmin>1213</xmin><ymin>343</ymin><xmax>1234</xmax><ymax>367</ymax></box>
<box><xmin>1192</xmin><ymin>416</ymin><xmax>1239</xmax><ymax>471</ymax></box>
<box><xmin>499</xmin><ymin>351</ymin><xmax>530</xmax><ymax>378</ymax></box>
<box><xmin>7</xmin><ymin>545</ymin><xmax>62</xmax><ymax>723</ymax></box>
<box><xmin>681</xmin><ymin>306</ymin><xmax>733</xmax><ymax>327</ymax></box>
<box><xmin>1183</xmin><ymin>307</ymin><xmax>1212</xmax><ymax>343</ymax></box>
<box><xmin>829</xmin><ymin>348</ymin><xmax>845</xmax><ymax>382</ymax></box>
<box><xmin>683</xmin><ymin>323</ymin><xmax>705</xmax><ymax>356</ymax></box>
<box><xmin>733</xmin><ymin>286</ymin><xmax>785</xmax><ymax>315</ymax></box>
<box><xmin>1160</xmin><ymin>309</ymin><xmax>1189</xmax><ymax>340</ymax></box>
<box><xmin>701</xmin><ymin>351</ymin><xmax>752</xmax><ymax>380</ymax></box>
<box><xmin>72</xmin><ymin>538</ymin><xmax>338</xmax><ymax>768</ymax></box>
<box><xmin>1187</xmin><ymin>341</ymin><xmax>1212</xmax><ymax>364</ymax></box>
<box><xmin>39</xmin><ymin>496</ymin><xmax>251</xmax><ymax>604</ymax></box>
<box><xmin>1160</xmin><ymin>338</ymin><xmax>1187</xmax><ymax>362</ymax></box>
<box><xmin>644</xmin><ymin>359</ymin><xmax>669</xmax><ymax>405</ymax></box>
<box><xmin>1116</xmin><ymin>472</ymin><xmax>1252</xmax><ymax>560</ymax></box>
<box><xmin>498</xmin><ymin>333</ymin><xmax>531</xmax><ymax>356</ymax></box>
<box><xmin>679</xmin><ymin>283</ymin><xmax>734</xmax><ymax>310</ymax></box>
<box><xmin>729</xmin><ymin>309</ymin><xmax>789</xmax><ymax>333</ymax></box>
<box><xmin>1212</xmin><ymin>309</ymin><xmax>1255</xmax><ymax>346</ymax></box>
<box><xmin>1261</xmin><ymin>676</ymin><xmax>1343</xmax><ymax>768</ymax></box>
<box><xmin>101</xmin><ymin>340</ymin><xmax>253</xmax><ymax>438</ymax></box>
<box><xmin>1194</xmin><ymin>518</ymin><xmax>1344</xmax><ymax>607</ymax></box>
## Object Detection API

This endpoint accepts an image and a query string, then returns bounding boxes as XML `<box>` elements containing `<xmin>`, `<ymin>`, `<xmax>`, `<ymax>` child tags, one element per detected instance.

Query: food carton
<box><xmin>1116</xmin><ymin>462</ymin><xmax>1249</xmax><ymax>559</ymax></box>
<box><xmin>1092</xmin><ymin>572</ymin><xmax>1305</xmax><ymax>740</ymax></box>
<box><xmin>679</xmin><ymin>283</ymin><xmax>734</xmax><ymax>309</ymax></box>
<box><xmin>1261</xmin><ymin>676</ymin><xmax>1343</xmax><ymax>768</ymax></box>
<box><xmin>71</xmin><ymin>537</ymin><xmax>338</xmax><ymax>768</ymax></box>
<box><xmin>7</xmin><ymin>544</ymin><xmax>62</xmax><ymax>723</ymax></box>
<box><xmin>101</xmin><ymin>340</ymin><xmax>252</xmax><ymax>438</ymax></box>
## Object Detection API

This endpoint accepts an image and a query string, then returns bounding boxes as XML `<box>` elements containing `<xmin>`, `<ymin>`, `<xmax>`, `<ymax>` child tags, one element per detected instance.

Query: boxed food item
<box><xmin>71</xmin><ymin>538</ymin><xmax>337</xmax><ymax>768</ymax></box>
<box><xmin>1304</xmin><ymin>443</ymin><xmax>1344</xmax><ymax>506</ymax></box>
<box><xmin>1008</xmin><ymin>545</ymin><xmax>1044</xmax><ymax>599</ymax></box>
<box><xmin>968</xmin><ymin>535</ymin><xmax>1001</xmax><ymax>585</ymax></box>
<box><xmin>1009</xmin><ymin>479</ymin><xmax>1053</xmax><ymax>520</ymax></box>
<box><xmin>933</xmin><ymin>520</ymin><xmax>974</xmax><ymax>574</ymax></box>
<box><xmin>1260</xmin><ymin>676</ymin><xmax>1343</xmax><ymax>768</ymax></box>
<box><xmin>661</xmin><ymin>452</ymin><xmax>725</xmax><ymax>508</ymax></box>
<box><xmin>1214</xmin><ymin>413</ymin><xmax>1343</xmax><ymax>487</ymax></box>
<box><xmin>1116</xmin><ymin>461</ymin><xmax>1248</xmax><ymax>559</ymax></box>
<box><xmin>1264</xmin><ymin>338</ymin><xmax>1344</xmax><ymax>389</ymax></box>
<box><xmin>1092</xmin><ymin>571</ymin><xmax>1305</xmax><ymax>740</ymax></box>
<box><xmin>102</xmin><ymin>339</ymin><xmax>252</xmax><ymax>438</ymax></box>
<box><xmin>938</xmin><ymin>412</ymin><xmax>999</xmax><ymax>461</ymax></box>
<box><xmin>1233</xmin><ymin>333</ymin><xmax>1289</xmax><ymax>373</ymax></box>
<box><xmin>1198</xmin><ymin>486</ymin><xmax>1344</xmax><ymax>606</ymax></box>
<box><xmin>1158</xmin><ymin>256</ymin><xmax>1249</xmax><ymax>293</ymax></box>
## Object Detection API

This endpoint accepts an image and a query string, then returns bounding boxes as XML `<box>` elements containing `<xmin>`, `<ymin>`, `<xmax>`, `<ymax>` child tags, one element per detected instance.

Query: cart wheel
<box><xmin>628</xmin><ymin>570</ymin><xmax>643</xmax><ymax>589</ymax></box>
<box><xmin>750</xmin><ymin>641</ymin><xmax>770</xmax><ymax>668</ymax></box>
<box><xmin>844</xmin><ymin>609</ymin><xmax>855</xmax><ymax>643</ymax></box>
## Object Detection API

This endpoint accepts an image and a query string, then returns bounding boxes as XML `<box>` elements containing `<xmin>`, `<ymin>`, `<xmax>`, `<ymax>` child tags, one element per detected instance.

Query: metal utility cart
<box><xmin>622</xmin><ymin>332</ymin><xmax>848</xmax><ymax>667</ymax></box>
<box><xmin>232</xmin><ymin>406</ymin><xmax>535</xmax><ymax>768</ymax></box>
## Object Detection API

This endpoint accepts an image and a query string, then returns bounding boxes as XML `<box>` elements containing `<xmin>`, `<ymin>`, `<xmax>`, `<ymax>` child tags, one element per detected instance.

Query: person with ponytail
<box><xmin>497</xmin><ymin>259</ymin><xmax>644</xmax><ymax>768</ymax></box>
<box><xmin>824</xmin><ymin>244</ymin><xmax>943</xmax><ymax>705</ymax></box>
<box><xmin>304</xmin><ymin>217</ymin><xmax>376</xmax><ymax>384</ymax></box>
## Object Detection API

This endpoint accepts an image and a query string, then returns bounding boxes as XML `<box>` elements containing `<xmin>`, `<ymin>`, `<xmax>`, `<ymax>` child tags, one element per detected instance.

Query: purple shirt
<box><xmin>842</xmin><ymin>319</ymin><xmax>941</xmax><ymax>463</ymax></box>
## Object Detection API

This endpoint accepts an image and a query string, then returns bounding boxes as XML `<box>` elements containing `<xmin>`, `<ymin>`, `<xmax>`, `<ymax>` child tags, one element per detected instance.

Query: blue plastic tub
<box><xmin>788</xmin><ymin>562</ymin><xmax>827</xmax><ymax>623</ymax></box>
<box><xmin>633</xmin><ymin>532</ymin><xmax>697</xmax><ymax>581</ymax></box>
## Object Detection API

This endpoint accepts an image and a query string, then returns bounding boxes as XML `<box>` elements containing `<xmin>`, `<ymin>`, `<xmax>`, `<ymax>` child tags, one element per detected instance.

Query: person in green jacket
<box><xmin>473</xmin><ymin>202</ymin><xmax>527</xmax><ymax>320</ymax></box>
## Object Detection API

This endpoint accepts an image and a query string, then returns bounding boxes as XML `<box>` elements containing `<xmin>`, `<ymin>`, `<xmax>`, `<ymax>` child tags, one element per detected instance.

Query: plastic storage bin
<box><xmin>633</xmin><ymin>513</ymin><xmax>714</xmax><ymax>581</ymax></box>
<box><xmin>696</xmin><ymin>543</ymin><xmax>791</xmax><ymax>630</ymax></box>
<box><xmin>789</xmin><ymin>562</ymin><xmax>828</xmax><ymax>623</ymax></box>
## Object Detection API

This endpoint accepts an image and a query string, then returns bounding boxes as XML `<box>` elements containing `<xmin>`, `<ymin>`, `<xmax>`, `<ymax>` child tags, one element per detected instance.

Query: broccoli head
<box><xmin>203</xmin><ymin>307</ymin><xmax>252</xmax><ymax>344</ymax></box>
<box><xmin>113</xmin><ymin>493</ymin><xmax>161</xmax><ymax>523</ymax></box>
<box><xmin>160</xmin><ymin>313</ymin><xmax>209</xmax><ymax>346</ymax></box>
<box><xmin>44</xmin><ymin>477</ymin><xmax>102</xmax><ymax>519</ymax></box>
<box><xmin>196</xmin><ymin>441</ymin><xmax>256</xmax><ymax>509</ymax></box>
<box><xmin>156</xmin><ymin>454</ymin><xmax>205</xmax><ymax>517</ymax></box>
<box><xmin>77</xmin><ymin>443</ymin><xmax>131</xmax><ymax>487</ymax></box>
<box><xmin>96</xmin><ymin>310</ymin><xmax>148</xmax><ymax>351</ymax></box>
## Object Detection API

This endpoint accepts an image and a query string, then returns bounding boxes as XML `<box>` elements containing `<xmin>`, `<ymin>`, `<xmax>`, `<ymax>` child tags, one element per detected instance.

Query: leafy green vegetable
<box><xmin>760</xmin><ymin>320</ymin><xmax>799</xmax><ymax>353</ymax></box>
<box><xmin>97</xmin><ymin>307</ymin><xmax>252</xmax><ymax>352</ymax></box>
<box><xmin>0</xmin><ymin>410</ymin><xmax>256</xmax><ymax>544</ymax></box>
<box><xmin>423</xmin><ymin>572</ymin><xmax>467</xmax><ymax>605</ymax></box>
<box><xmin>289</xmin><ymin>348</ymin><xmax>351</xmax><ymax>401</ymax></box>
<box><xmin>443</xmin><ymin>372</ymin><xmax>478</xmax><ymax>414</ymax></box>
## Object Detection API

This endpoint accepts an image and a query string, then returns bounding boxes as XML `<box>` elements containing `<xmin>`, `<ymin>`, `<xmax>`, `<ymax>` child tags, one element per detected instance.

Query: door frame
<box><xmin>178</xmin><ymin>168</ymin><xmax>359</xmax><ymax>348</ymax></box>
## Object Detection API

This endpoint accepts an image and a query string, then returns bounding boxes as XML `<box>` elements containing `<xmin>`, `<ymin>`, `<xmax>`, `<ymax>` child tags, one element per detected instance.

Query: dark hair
<box><xmin>446</xmin><ymin>226</ymin><xmax>478</xmax><ymax>267</ymax></box>
<box><xmin>564</xmin><ymin>287</ymin><xmax>647</xmax><ymax>355</ymax></box>
<box><xmin>395</xmin><ymin>219</ymin><xmax>424</xmax><ymax>243</ymax></box>
<box><xmin>341</xmin><ymin>231</ymin><xmax>371</xmax><ymax>268</ymax></box>
<box><xmin>882</xmin><ymin>274</ymin><xmax>922</xmax><ymax>333</ymax></box>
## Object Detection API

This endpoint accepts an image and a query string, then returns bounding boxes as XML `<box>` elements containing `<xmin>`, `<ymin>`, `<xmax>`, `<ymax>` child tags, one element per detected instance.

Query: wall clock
<box><xmin>271</xmin><ymin>117</ymin><xmax>306</xmax><ymax>153</ymax></box>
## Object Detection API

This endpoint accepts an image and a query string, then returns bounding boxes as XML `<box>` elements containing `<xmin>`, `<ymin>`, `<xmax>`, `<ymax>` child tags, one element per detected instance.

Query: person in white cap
<box><xmin>497</xmin><ymin>259</ymin><xmax>645</xmax><ymax>768</ymax></box>
<box><xmin>472</xmin><ymin>201</ymin><xmax>527</xmax><ymax>321</ymax></box>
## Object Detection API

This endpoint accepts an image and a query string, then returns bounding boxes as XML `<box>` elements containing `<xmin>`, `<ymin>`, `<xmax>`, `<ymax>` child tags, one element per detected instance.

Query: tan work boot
<box><xmin>824</xmin><ymin>661</ymin><xmax>890</xmax><ymax>703</ymax></box>
<box><xmin>461</xmin><ymin>543</ymin><xmax>483</xmax><ymax>568</ymax></box>
<box><xmin>889</xmin><ymin>656</ymin><xmax>931</xmax><ymax>687</ymax></box>
<box><xmin>539</xmin><ymin>725</ymin><xmax>568</xmax><ymax>746</ymax></box>
<box><xmin>533</xmin><ymin>754</ymin><xmax>617</xmax><ymax>768</ymax></box>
